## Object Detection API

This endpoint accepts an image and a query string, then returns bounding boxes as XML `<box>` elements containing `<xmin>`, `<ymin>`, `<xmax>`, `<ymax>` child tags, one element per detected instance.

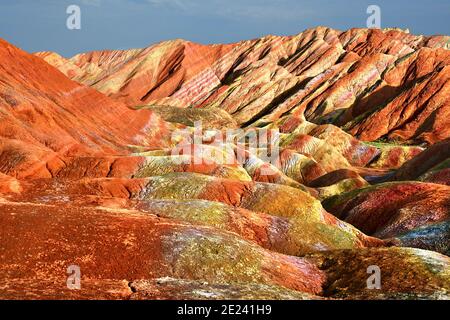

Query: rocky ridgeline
<box><xmin>36</xmin><ymin>27</ymin><xmax>450</xmax><ymax>144</ymax></box>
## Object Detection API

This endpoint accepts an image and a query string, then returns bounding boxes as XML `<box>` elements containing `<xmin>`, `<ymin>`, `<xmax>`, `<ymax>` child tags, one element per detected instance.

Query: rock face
<box><xmin>323</xmin><ymin>182</ymin><xmax>450</xmax><ymax>255</ymax></box>
<box><xmin>307</xmin><ymin>248</ymin><xmax>450</xmax><ymax>299</ymax></box>
<box><xmin>1</xmin><ymin>38</ymin><xmax>174</xmax><ymax>180</ymax></box>
<box><xmin>1</xmin><ymin>27</ymin><xmax>449</xmax><ymax>300</ymax></box>
<box><xmin>392</xmin><ymin>138</ymin><xmax>450</xmax><ymax>185</ymax></box>
<box><xmin>0</xmin><ymin>200</ymin><xmax>325</xmax><ymax>297</ymax></box>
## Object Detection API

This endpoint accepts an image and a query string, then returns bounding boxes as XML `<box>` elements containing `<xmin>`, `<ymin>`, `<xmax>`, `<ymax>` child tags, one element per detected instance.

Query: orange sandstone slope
<box><xmin>0</xmin><ymin>38</ymin><xmax>173</xmax><ymax>178</ymax></box>
<box><xmin>37</xmin><ymin>40</ymin><xmax>237</xmax><ymax>107</ymax></box>
<box><xmin>37</xmin><ymin>27</ymin><xmax>450</xmax><ymax>145</ymax></box>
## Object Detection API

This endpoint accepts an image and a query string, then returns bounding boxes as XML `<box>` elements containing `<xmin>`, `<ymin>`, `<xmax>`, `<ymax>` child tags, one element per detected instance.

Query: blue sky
<box><xmin>0</xmin><ymin>0</ymin><xmax>449</xmax><ymax>57</ymax></box>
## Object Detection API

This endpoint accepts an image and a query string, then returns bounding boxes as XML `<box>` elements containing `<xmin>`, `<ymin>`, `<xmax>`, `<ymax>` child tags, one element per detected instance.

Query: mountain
<box><xmin>0</xmin><ymin>38</ymin><xmax>175</xmax><ymax>179</ymax></box>
<box><xmin>37</xmin><ymin>27</ymin><xmax>450</xmax><ymax>145</ymax></box>
<box><xmin>0</xmin><ymin>28</ymin><xmax>449</xmax><ymax>300</ymax></box>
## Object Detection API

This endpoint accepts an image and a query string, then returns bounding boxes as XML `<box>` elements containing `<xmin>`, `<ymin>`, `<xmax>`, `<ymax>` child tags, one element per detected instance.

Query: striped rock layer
<box><xmin>37</xmin><ymin>27</ymin><xmax>450</xmax><ymax>145</ymax></box>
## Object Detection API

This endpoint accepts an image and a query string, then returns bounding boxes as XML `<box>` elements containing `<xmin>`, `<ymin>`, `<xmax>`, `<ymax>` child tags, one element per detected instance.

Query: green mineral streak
<box><xmin>168</xmin><ymin>232</ymin><xmax>265</xmax><ymax>284</ymax></box>
<box><xmin>134</xmin><ymin>156</ymin><xmax>189</xmax><ymax>178</ymax></box>
<box><xmin>287</xmin><ymin>219</ymin><xmax>359</xmax><ymax>255</ymax></box>
<box><xmin>131</xmin><ymin>150</ymin><xmax>168</xmax><ymax>157</ymax></box>
<box><xmin>127</xmin><ymin>145</ymin><xmax>153</xmax><ymax>153</ymax></box>
<box><xmin>141</xmin><ymin>173</ymin><xmax>212</xmax><ymax>200</ymax></box>
<box><xmin>243</xmin><ymin>184</ymin><xmax>364</xmax><ymax>253</ymax></box>
<box><xmin>317</xmin><ymin>178</ymin><xmax>362</xmax><ymax>200</ymax></box>
<box><xmin>135</xmin><ymin>157</ymin><xmax>252</xmax><ymax>181</ymax></box>
<box><xmin>282</xmin><ymin>153</ymin><xmax>317</xmax><ymax>183</ymax></box>
<box><xmin>279</xmin><ymin>133</ymin><xmax>298</xmax><ymax>148</ymax></box>
<box><xmin>136</xmin><ymin>105</ymin><xmax>236</xmax><ymax>128</ymax></box>
<box><xmin>244</xmin><ymin>184</ymin><xmax>323</xmax><ymax>220</ymax></box>
<box><xmin>213</xmin><ymin>165</ymin><xmax>252</xmax><ymax>181</ymax></box>
<box><xmin>152</xmin><ymin>200</ymin><xmax>229</xmax><ymax>228</ymax></box>
<box><xmin>364</xmin><ymin>140</ymin><xmax>410</xmax><ymax>148</ymax></box>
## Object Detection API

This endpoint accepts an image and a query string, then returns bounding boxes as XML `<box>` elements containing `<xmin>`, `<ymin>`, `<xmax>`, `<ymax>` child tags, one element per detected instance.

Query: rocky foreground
<box><xmin>1</xmin><ymin>27</ymin><xmax>449</xmax><ymax>299</ymax></box>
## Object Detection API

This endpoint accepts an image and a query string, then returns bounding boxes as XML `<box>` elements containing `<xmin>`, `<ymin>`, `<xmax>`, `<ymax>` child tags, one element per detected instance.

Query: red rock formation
<box><xmin>0</xmin><ymin>39</ymin><xmax>177</xmax><ymax>179</ymax></box>
<box><xmin>323</xmin><ymin>181</ymin><xmax>450</xmax><ymax>255</ymax></box>
<box><xmin>393</xmin><ymin>138</ymin><xmax>450</xmax><ymax>183</ymax></box>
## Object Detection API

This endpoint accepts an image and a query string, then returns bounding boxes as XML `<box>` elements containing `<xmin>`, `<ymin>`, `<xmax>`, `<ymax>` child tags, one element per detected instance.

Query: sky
<box><xmin>0</xmin><ymin>0</ymin><xmax>449</xmax><ymax>57</ymax></box>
